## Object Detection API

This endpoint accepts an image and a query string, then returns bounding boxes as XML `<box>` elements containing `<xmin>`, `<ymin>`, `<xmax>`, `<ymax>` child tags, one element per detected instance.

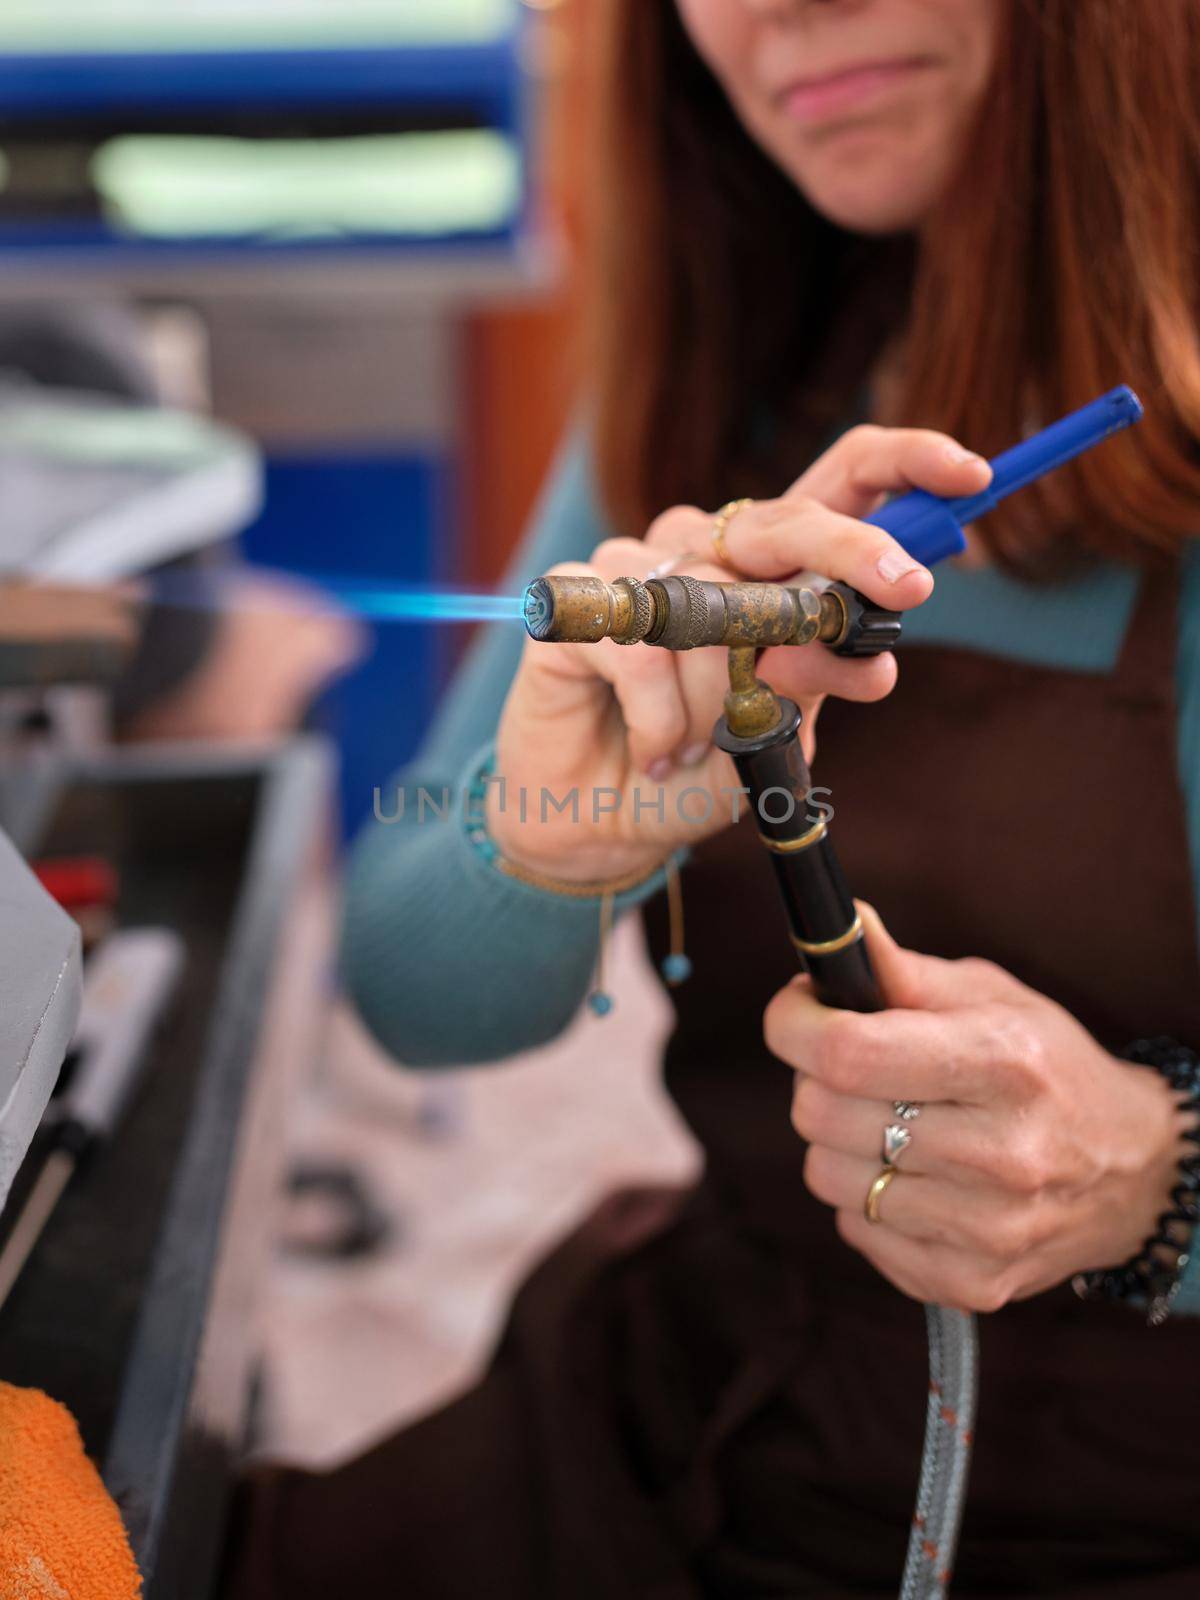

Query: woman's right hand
<box><xmin>489</xmin><ymin>426</ymin><xmax>991</xmax><ymax>884</ymax></box>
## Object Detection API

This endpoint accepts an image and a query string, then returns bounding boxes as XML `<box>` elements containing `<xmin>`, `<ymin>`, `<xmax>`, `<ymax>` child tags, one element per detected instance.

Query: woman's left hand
<box><xmin>765</xmin><ymin>905</ymin><xmax>1196</xmax><ymax>1312</ymax></box>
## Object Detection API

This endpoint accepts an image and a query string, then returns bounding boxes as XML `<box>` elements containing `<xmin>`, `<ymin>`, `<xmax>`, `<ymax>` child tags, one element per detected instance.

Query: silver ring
<box><xmin>882</xmin><ymin>1122</ymin><xmax>912</xmax><ymax>1167</ymax></box>
<box><xmin>893</xmin><ymin>1100</ymin><xmax>922</xmax><ymax>1121</ymax></box>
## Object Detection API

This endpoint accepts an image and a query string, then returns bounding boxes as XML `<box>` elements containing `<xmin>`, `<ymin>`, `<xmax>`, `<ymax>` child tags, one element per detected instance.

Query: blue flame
<box><xmin>145</xmin><ymin>569</ymin><xmax>525</xmax><ymax>625</ymax></box>
<box><xmin>334</xmin><ymin>586</ymin><xmax>524</xmax><ymax>623</ymax></box>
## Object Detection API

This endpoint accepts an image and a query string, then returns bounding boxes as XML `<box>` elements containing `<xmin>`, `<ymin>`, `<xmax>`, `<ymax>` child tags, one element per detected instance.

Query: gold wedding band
<box><xmin>864</xmin><ymin>1166</ymin><xmax>896</xmax><ymax>1225</ymax></box>
<box><xmin>711</xmin><ymin>498</ymin><xmax>754</xmax><ymax>571</ymax></box>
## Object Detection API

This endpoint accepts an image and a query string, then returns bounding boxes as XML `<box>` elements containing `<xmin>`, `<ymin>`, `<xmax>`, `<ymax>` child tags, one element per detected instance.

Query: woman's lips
<box><xmin>781</xmin><ymin>58</ymin><xmax>934</xmax><ymax>126</ymax></box>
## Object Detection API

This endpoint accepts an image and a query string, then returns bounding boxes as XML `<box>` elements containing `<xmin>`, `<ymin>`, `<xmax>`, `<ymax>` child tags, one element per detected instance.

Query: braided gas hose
<box><xmin>900</xmin><ymin>1306</ymin><xmax>979</xmax><ymax>1598</ymax></box>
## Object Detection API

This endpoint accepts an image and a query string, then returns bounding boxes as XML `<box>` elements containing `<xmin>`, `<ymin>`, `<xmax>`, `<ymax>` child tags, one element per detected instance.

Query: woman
<box><xmin>231</xmin><ymin>2</ymin><xmax>1200</xmax><ymax>1595</ymax></box>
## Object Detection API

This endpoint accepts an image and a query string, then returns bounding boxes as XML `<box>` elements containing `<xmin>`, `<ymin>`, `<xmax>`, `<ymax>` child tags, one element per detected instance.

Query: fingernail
<box><xmin>681</xmin><ymin>742</ymin><xmax>709</xmax><ymax>767</ymax></box>
<box><xmin>876</xmin><ymin>548</ymin><xmax>927</xmax><ymax>585</ymax></box>
<box><xmin>945</xmin><ymin>443</ymin><xmax>987</xmax><ymax>466</ymax></box>
<box><xmin>647</xmin><ymin>757</ymin><xmax>672</xmax><ymax>781</ymax></box>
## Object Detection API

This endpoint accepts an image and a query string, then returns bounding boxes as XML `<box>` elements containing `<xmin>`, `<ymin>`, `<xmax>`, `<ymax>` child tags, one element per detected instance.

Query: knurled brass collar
<box><xmin>611</xmin><ymin>577</ymin><xmax>654</xmax><ymax>644</ymax></box>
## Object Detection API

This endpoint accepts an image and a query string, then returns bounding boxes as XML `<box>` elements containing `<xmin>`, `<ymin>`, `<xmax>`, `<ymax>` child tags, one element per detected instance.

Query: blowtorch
<box><xmin>523</xmin><ymin>385</ymin><xmax>1142</xmax><ymax>1010</ymax></box>
<box><xmin>520</xmin><ymin>385</ymin><xmax>1145</xmax><ymax>1599</ymax></box>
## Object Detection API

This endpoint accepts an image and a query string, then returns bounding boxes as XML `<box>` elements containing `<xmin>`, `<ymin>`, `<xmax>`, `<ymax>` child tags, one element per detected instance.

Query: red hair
<box><xmin>591</xmin><ymin>0</ymin><xmax>1200</xmax><ymax>569</ymax></box>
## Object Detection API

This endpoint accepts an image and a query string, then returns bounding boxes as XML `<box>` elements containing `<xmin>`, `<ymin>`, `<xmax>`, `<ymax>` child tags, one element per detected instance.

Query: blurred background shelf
<box><xmin>0</xmin><ymin>1</ymin><xmax>536</xmax><ymax>273</ymax></box>
<box><xmin>0</xmin><ymin>0</ymin><xmax>587</xmax><ymax>837</ymax></box>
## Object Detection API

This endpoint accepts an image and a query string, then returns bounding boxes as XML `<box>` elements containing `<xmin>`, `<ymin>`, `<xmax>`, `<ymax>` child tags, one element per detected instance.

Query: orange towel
<box><xmin>0</xmin><ymin>1382</ymin><xmax>141</xmax><ymax>1599</ymax></box>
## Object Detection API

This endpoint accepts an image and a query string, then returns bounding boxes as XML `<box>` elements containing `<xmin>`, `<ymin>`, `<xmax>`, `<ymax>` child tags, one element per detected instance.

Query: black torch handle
<box><xmin>714</xmin><ymin>698</ymin><xmax>884</xmax><ymax>1014</ymax></box>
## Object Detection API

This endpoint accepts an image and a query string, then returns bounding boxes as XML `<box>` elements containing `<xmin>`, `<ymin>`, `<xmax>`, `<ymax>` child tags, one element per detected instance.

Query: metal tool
<box><xmin>523</xmin><ymin>570</ymin><xmax>901</xmax><ymax>658</ymax></box>
<box><xmin>524</xmin><ymin>388</ymin><xmax>1145</xmax><ymax>1596</ymax></box>
<box><xmin>0</xmin><ymin>926</ymin><xmax>185</xmax><ymax>1311</ymax></box>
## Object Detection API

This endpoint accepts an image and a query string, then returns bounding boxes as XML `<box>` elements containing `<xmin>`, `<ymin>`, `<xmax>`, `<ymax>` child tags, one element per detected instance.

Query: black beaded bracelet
<box><xmin>1072</xmin><ymin>1037</ymin><xmax>1200</xmax><ymax>1326</ymax></box>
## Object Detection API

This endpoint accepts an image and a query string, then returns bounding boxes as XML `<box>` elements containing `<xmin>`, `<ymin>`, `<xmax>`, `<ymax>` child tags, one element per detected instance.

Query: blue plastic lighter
<box><xmin>867</xmin><ymin>385</ymin><xmax>1144</xmax><ymax>567</ymax></box>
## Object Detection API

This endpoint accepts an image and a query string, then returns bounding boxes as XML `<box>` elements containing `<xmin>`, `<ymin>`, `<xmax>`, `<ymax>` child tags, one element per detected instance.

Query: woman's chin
<box><xmin>788</xmin><ymin>146</ymin><xmax>950</xmax><ymax>236</ymax></box>
<box><xmin>800</xmin><ymin>179</ymin><xmax>934</xmax><ymax>237</ymax></box>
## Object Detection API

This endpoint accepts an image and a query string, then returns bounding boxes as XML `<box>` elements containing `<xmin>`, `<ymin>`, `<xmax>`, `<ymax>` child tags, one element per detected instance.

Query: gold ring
<box><xmin>712</xmin><ymin>498</ymin><xmax>754</xmax><ymax>571</ymax></box>
<box><xmin>864</xmin><ymin>1166</ymin><xmax>896</xmax><ymax>1225</ymax></box>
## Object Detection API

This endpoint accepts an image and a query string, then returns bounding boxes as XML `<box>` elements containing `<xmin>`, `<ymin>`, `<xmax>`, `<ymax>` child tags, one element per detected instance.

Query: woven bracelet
<box><xmin>1072</xmin><ymin>1037</ymin><xmax>1200</xmax><ymax>1326</ymax></box>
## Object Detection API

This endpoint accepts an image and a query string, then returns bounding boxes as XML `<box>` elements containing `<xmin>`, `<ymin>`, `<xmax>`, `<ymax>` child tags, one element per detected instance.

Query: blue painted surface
<box><xmin>0</xmin><ymin>42</ymin><xmax>522</xmax><ymax>118</ymax></box>
<box><xmin>0</xmin><ymin>31</ymin><xmax>533</xmax><ymax>258</ymax></box>
<box><xmin>0</xmin><ymin>225</ymin><xmax>524</xmax><ymax>261</ymax></box>
<box><xmin>240</xmin><ymin>450</ymin><xmax>459</xmax><ymax>839</ymax></box>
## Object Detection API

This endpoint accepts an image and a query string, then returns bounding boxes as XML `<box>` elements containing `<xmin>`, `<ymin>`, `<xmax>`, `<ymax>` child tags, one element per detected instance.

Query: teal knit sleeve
<box><xmin>1176</xmin><ymin>540</ymin><xmax>1200</xmax><ymax>942</ymax></box>
<box><xmin>1166</xmin><ymin>539</ymin><xmax>1200</xmax><ymax>1315</ymax></box>
<box><xmin>339</xmin><ymin>429</ymin><xmax>670</xmax><ymax>1068</ymax></box>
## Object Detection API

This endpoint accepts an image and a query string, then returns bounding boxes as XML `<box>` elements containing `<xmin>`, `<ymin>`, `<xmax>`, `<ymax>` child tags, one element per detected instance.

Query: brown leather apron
<box><xmin>228</xmin><ymin>562</ymin><xmax>1200</xmax><ymax>1600</ymax></box>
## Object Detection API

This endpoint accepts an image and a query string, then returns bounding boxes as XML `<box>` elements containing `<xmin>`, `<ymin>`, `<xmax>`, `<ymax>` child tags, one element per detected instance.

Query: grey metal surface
<box><xmin>0</xmin><ymin>380</ymin><xmax>261</xmax><ymax>582</ymax></box>
<box><xmin>0</xmin><ymin>824</ymin><xmax>81</xmax><ymax>1212</ymax></box>
<box><xmin>99</xmin><ymin>736</ymin><xmax>330</xmax><ymax>1594</ymax></box>
<box><xmin>206</xmin><ymin>305</ymin><xmax>457</xmax><ymax>449</ymax></box>
<box><xmin>0</xmin><ymin>233</ymin><xmax>558</xmax><ymax>310</ymax></box>
<box><xmin>0</xmin><ymin>758</ymin><xmax>69</xmax><ymax>858</ymax></box>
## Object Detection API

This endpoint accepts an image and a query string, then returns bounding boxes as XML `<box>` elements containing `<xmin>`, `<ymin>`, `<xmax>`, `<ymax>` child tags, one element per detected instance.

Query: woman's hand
<box><xmin>490</xmin><ymin>429</ymin><xmax>991</xmax><ymax>883</ymax></box>
<box><xmin>767</xmin><ymin>906</ymin><xmax>1196</xmax><ymax>1312</ymax></box>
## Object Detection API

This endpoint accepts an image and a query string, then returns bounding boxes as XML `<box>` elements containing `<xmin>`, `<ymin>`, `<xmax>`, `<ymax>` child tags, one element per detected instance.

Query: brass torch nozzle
<box><xmin>523</xmin><ymin>573</ymin><xmax>848</xmax><ymax>651</ymax></box>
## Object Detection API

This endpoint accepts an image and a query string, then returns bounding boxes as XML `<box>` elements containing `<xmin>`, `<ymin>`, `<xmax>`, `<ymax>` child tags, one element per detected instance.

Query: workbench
<box><xmin>0</xmin><ymin>737</ymin><xmax>332</xmax><ymax>1599</ymax></box>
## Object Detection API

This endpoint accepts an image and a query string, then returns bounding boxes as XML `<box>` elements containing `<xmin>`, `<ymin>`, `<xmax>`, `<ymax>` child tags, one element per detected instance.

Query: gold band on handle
<box><xmin>790</xmin><ymin>911</ymin><xmax>864</xmax><ymax>959</ymax></box>
<box><xmin>711</xmin><ymin>498</ymin><xmax>754</xmax><ymax>571</ymax></box>
<box><xmin>865</xmin><ymin>1166</ymin><xmax>896</xmax><ymax>1225</ymax></box>
<box><xmin>759</xmin><ymin>818</ymin><xmax>828</xmax><ymax>855</ymax></box>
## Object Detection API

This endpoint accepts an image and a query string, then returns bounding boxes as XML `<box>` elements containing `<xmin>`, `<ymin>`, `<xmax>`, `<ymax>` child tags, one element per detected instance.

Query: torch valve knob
<box><xmin>826</xmin><ymin>587</ymin><xmax>903</xmax><ymax>657</ymax></box>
